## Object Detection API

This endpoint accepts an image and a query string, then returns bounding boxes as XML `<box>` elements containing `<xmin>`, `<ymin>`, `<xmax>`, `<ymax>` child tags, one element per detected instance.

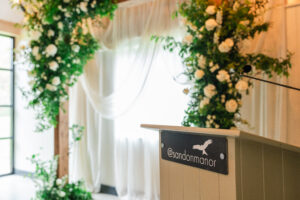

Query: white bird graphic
<box><xmin>192</xmin><ymin>139</ymin><xmax>213</xmax><ymax>155</ymax></box>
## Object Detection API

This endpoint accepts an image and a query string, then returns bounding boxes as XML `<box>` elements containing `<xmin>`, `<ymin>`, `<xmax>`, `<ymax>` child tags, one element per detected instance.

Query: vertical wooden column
<box><xmin>54</xmin><ymin>93</ymin><xmax>69</xmax><ymax>178</ymax></box>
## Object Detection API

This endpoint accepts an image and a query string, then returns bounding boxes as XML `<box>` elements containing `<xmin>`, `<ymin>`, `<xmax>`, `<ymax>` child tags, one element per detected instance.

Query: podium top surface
<box><xmin>141</xmin><ymin>124</ymin><xmax>300</xmax><ymax>153</ymax></box>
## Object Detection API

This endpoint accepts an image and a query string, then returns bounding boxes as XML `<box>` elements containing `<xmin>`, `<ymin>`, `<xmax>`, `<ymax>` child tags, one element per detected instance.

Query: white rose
<box><xmin>197</xmin><ymin>55</ymin><xmax>206</xmax><ymax>69</ymax></box>
<box><xmin>233</xmin><ymin>2</ymin><xmax>240</xmax><ymax>11</ymax></box>
<box><xmin>240</xmin><ymin>20</ymin><xmax>250</xmax><ymax>26</ymax></box>
<box><xmin>216</xmin><ymin>11</ymin><xmax>223</xmax><ymax>24</ymax></box>
<box><xmin>52</xmin><ymin>77</ymin><xmax>61</xmax><ymax>86</ymax></box>
<box><xmin>235</xmin><ymin>80</ymin><xmax>248</xmax><ymax>91</ymax></box>
<box><xmin>216</xmin><ymin>70</ymin><xmax>230</xmax><ymax>82</ymax></box>
<box><xmin>46</xmin><ymin>84</ymin><xmax>57</xmax><ymax>91</ymax></box>
<box><xmin>58</xmin><ymin>191</ymin><xmax>66</xmax><ymax>197</ymax></box>
<box><xmin>45</xmin><ymin>44</ymin><xmax>57</xmax><ymax>57</ymax></box>
<box><xmin>218</xmin><ymin>38</ymin><xmax>234</xmax><ymax>53</ymax></box>
<box><xmin>49</xmin><ymin>61</ymin><xmax>59</xmax><ymax>71</ymax></box>
<box><xmin>200</xmin><ymin>97</ymin><xmax>210</xmax><ymax>109</ymax></box>
<box><xmin>204</xmin><ymin>84</ymin><xmax>217</xmax><ymax>98</ymax></box>
<box><xmin>225</xmin><ymin>99</ymin><xmax>238</xmax><ymax>113</ymax></box>
<box><xmin>58</xmin><ymin>22</ymin><xmax>64</xmax><ymax>30</ymax></box>
<box><xmin>194</xmin><ymin>69</ymin><xmax>205</xmax><ymax>79</ymax></box>
<box><xmin>205</xmin><ymin>5</ymin><xmax>216</xmax><ymax>15</ymax></box>
<box><xmin>79</xmin><ymin>2</ymin><xmax>88</xmax><ymax>12</ymax></box>
<box><xmin>183</xmin><ymin>34</ymin><xmax>193</xmax><ymax>44</ymax></box>
<box><xmin>31</xmin><ymin>31</ymin><xmax>41</xmax><ymax>41</ymax></box>
<box><xmin>205</xmin><ymin>18</ymin><xmax>218</xmax><ymax>31</ymax></box>
<box><xmin>210</xmin><ymin>64</ymin><xmax>219</xmax><ymax>73</ymax></box>
<box><xmin>48</xmin><ymin>30</ymin><xmax>55</xmax><ymax>37</ymax></box>
<box><xmin>56</xmin><ymin>179</ymin><xmax>62</xmax><ymax>186</ymax></box>
<box><xmin>72</xmin><ymin>45</ymin><xmax>80</xmax><ymax>53</ymax></box>
<box><xmin>32</xmin><ymin>46</ymin><xmax>39</xmax><ymax>57</ymax></box>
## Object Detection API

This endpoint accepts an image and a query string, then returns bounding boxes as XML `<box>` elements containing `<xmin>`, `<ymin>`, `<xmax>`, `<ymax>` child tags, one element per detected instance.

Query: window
<box><xmin>0</xmin><ymin>34</ymin><xmax>15</xmax><ymax>176</ymax></box>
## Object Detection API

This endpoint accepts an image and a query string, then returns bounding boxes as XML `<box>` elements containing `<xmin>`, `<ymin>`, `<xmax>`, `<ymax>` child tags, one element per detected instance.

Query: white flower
<box><xmin>197</xmin><ymin>55</ymin><xmax>206</xmax><ymax>69</ymax></box>
<box><xmin>183</xmin><ymin>34</ymin><xmax>193</xmax><ymax>44</ymax></box>
<box><xmin>218</xmin><ymin>38</ymin><xmax>234</xmax><ymax>53</ymax></box>
<box><xmin>31</xmin><ymin>31</ymin><xmax>41</xmax><ymax>41</ymax></box>
<box><xmin>235</xmin><ymin>80</ymin><xmax>248</xmax><ymax>91</ymax></box>
<box><xmin>204</xmin><ymin>84</ymin><xmax>217</xmax><ymax>98</ymax></box>
<box><xmin>210</xmin><ymin>64</ymin><xmax>219</xmax><ymax>72</ymax></box>
<box><xmin>233</xmin><ymin>2</ymin><xmax>240</xmax><ymax>11</ymax></box>
<box><xmin>48</xmin><ymin>30</ymin><xmax>55</xmax><ymax>37</ymax></box>
<box><xmin>52</xmin><ymin>77</ymin><xmax>61</xmax><ymax>86</ymax></box>
<box><xmin>216</xmin><ymin>70</ymin><xmax>230</xmax><ymax>82</ymax></box>
<box><xmin>58</xmin><ymin>22</ymin><xmax>64</xmax><ymax>30</ymax></box>
<box><xmin>58</xmin><ymin>191</ymin><xmax>66</xmax><ymax>197</ymax></box>
<box><xmin>32</xmin><ymin>46</ymin><xmax>39</xmax><ymax>57</ymax></box>
<box><xmin>240</xmin><ymin>20</ymin><xmax>250</xmax><ymax>26</ymax></box>
<box><xmin>213</xmin><ymin>31</ymin><xmax>219</xmax><ymax>44</ymax></box>
<box><xmin>194</xmin><ymin>69</ymin><xmax>205</xmax><ymax>80</ymax></box>
<box><xmin>46</xmin><ymin>84</ymin><xmax>57</xmax><ymax>91</ymax></box>
<box><xmin>206</xmin><ymin>5</ymin><xmax>216</xmax><ymax>15</ymax></box>
<box><xmin>216</xmin><ymin>11</ymin><xmax>223</xmax><ymax>24</ymax></box>
<box><xmin>65</xmin><ymin>12</ymin><xmax>71</xmax><ymax>18</ymax></box>
<box><xmin>28</xmin><ymin>80</ymin><xmax>35</xmax><ymax>87</ymax></box>
<box><xmin>63</xmin><ymin>0</ymin><xmax>70</xmax><ymax>2</ymax></box>
<box><xmin>79</xmin><ymin>2</ymin><xmax>88</xmax><ymax>12</ymax></box>
<box><xmin>49</xmin><ymin>61</ymin><xmax>59</xmax><ymax>71</ymax></box>
<box><xmin>225</xmin><ymin>99</ymin><xmax>238</xmax><ymax>113</ymax></box>
<box><xmin>53</xmin><ymin>15</ymin><xmax>61</xmax><ymax>21</ymax></box>
<box><xmin>45</xmin><ymin>44</ymin><xmax>57</xmax><ymax>57</ymax></box>
<box><xmin>205</xmin><ymin>18</ymin><xmax>218</xmax><ymax>31</ymax></box>
<box><xmin>215</xmin><ymin>124</ymin><xmax>220</xmax><ymax>129</ymax></box>
<box><xmin>200</xmin><ymin>97</ymin><xmax>210</xmax><ymax>108</ymax></box>
<box><xmin>72</xmin><ymin>45</ymin><xmax>80</xmax><ymax>53</ymax></box>
<box><xmin>56</xmin><ymin>179</ymin><xmax>62</xmax><ymax>186</ymax></box>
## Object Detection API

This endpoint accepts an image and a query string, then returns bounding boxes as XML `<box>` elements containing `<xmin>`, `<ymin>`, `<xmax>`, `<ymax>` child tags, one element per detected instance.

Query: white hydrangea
<box><xmin>218</xmin><ymin>38</ymin><xmax>234</xmax><ymax>53</ymax></box>
<box><xmin>194</xmin><ymin>69</ymin><xmax>205</xmax><ymax>79</ymax></box>
<box><xmin>205</xmin><ymin>5</ymin><xmax>216</xmax><ymax>15</ymax></box>
<box><xmin>183</xmin><ymin>34</ymin><xmax>193</xmax><ymax>44</ymax></box>
<box><xmin>225</xmin><ymin>99</ymin><xmax>238</xmax><ymax>113</ymax></box>
<box><xmin>197</xmin><ymin>55</ymin><xmax>206</xmax><ymax>69</ymax></box>
<box><xmin>58</xmin><ymin>191</ymin><xmax>66</xmax><ymax>197</ymax></box>
<box><xmin>46</xmin><ymin>84</ymin><xmax>57</xmax><ymax>91</ymax></box>
<box><xmin>79</xmin><ymin>2</ymin><xmax>88</xmax><ymax>12</ymax></box>
<box><xmin>31</xmin><ymin>31</ymin><xmax>41</xmax><ymax>41</ymax></box>
<box><xmin>48</xmin><ymin>30</ymin><xmax>55</xmax><ymax>37</ymax></box>
<box><xmin>45</xmin><ymin>44</ymin><xmax>57</xmax><ymax>57</ymax></box>
<box><xmin>204</xmin><ymin>84</ymin><xmax>217</xmax><ymax>98</ymax></box>
<box><xmin>72</xmin><ymin>45</ymin><xmax>80</xmax><ymax>53</ymax></box>
<box><xmin>52</xmin><ymin>77</ymin><xmax>61</xmax><ymax>86</ymax></box>
<box><xmin>49</xmin><ymin>61</ymin><xmax>59</xmax><ymax>71</ymax></box>
<box><xmin>235</xmin><ymin>80</ymin><xmax>248</xmax><ymax>91</ymax></box>
<box><xmin>56</xmin><ymin>179</ymin><xmax>62</xmax><ymax>186</ymax></box>
<box><xmin>205</xmin><ymin>18</ymin><xmax>218</xmax><ymax>31</ymax></box>
<box><xmin>216</xmin><ymin>70</ymin><xmax>230</xmax><ymax>82</ymax></box>
<box><xmin>32</xmin><ymin>46</ymin><xmax>39</xmax><ymax>57</ymax></box>
<box><xmin>200</xmin><ymin>97</ymin><xmax>210</xmax><ymax>109</ymax></box>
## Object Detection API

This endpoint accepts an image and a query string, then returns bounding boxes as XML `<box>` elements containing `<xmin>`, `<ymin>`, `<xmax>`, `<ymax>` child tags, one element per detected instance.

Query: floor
<box><xmin>0</xmin><ymin>175</ymin><xmax>119</xmax><ymax>200</ymax></box>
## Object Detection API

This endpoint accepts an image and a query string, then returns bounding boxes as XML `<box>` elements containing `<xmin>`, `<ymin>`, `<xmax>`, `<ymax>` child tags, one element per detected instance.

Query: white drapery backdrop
<box><xmin>70</xmin><ymin>0</ymin><xmax>300</xmax><ymax>199</ymax></box>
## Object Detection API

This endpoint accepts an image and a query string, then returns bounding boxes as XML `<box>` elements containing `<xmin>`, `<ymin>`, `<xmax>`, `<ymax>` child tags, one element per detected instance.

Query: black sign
<box><xmin>161</xmin><ymin>130</ymin><xmax>228</xmax><ymax>175</ymax></box>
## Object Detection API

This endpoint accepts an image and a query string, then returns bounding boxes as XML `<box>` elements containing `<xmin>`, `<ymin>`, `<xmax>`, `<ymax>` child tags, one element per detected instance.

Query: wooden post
<box><xmin>54</xmin><ymin>94</ymin><xmax>69</xmax><ymax>178</ymax></box>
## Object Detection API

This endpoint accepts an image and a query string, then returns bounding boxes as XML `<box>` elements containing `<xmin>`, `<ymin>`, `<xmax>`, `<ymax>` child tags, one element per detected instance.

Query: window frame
<box><xmin>0</xmin><ymin>33</ymin><xmax>15</xmax><ymax>177</ymax></box>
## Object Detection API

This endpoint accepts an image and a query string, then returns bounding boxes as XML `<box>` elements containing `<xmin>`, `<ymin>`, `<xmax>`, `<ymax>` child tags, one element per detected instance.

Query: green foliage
<box><xmin>12</xmin><ymin>0</ymin><xmax>117</xmax><ymax>131</ymax></box>
<box><xmin>30</xmin><ymin>154</ymin><xmax>92</xmax><ymax>200</ymax></box>
<box><xmin>155</xmin><ymin>0</ymin><xmax>292</xmax><ymax>129</ymax></box>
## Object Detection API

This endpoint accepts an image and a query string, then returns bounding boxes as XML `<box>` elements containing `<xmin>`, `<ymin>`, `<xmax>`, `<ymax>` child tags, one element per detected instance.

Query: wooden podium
<box><xmin>141</xmin><ymin>124</ymin><xmax>300</xmax><ymax>200</ymax></box>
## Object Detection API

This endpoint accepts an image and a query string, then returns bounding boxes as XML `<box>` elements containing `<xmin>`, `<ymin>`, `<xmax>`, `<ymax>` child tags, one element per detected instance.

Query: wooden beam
<box><xmin>54</xmin><ymin>90</ymin><xmax>69</xmax><ymax>178</ymax></box>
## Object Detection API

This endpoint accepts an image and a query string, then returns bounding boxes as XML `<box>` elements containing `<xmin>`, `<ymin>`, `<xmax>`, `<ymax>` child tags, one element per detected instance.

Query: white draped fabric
<box><xmin>69</xmin><ymin>0</ymin><xmax>300</xmax><ymax>199</ymax></box>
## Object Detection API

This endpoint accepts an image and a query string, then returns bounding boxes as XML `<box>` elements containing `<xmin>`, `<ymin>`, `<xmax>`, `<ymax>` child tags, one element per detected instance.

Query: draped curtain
<box><xmin>69</xmin><ymin>0</ymin><xmax>300</xmax><ymax>199</ymax></box>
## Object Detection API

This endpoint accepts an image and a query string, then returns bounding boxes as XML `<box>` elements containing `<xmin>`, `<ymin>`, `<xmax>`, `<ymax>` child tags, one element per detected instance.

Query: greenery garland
<box><xmin>12</xmin><ymin>0</ymin><xmax>117</xmax><ymax>131</ymax></box>
<box><xmin>154</xmin><ymin>0</ymin><xmax>291</xmax><ymax>129</ymax></box>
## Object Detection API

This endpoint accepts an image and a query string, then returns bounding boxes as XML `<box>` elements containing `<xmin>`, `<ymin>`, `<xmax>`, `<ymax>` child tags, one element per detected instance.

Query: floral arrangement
<box><xmin>154</xmin><ymin>0</ymin><xmax>291</xmax><ymax>129</ymax></box>
<box><xmin>30</xmin><ymin>154</ymin><xmax>92</xmax><ymax>200</ymax></box>
<box><xmin>12</xmin><ymin>0</ymin><xmax>117</xmax><ymax>131</ymax></box>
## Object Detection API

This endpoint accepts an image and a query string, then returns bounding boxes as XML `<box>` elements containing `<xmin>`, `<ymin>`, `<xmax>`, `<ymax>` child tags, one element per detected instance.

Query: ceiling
<box><xmin>0</xmin><ymin>0</ymin><xmax>23</xmax><ymax>23</ymax></box>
